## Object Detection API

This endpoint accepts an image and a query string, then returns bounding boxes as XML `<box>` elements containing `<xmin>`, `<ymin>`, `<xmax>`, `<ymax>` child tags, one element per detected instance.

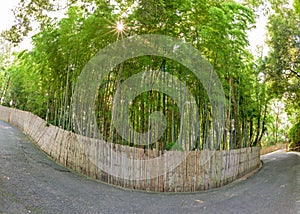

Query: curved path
<box><xmin>0</xmin><ymin>120</ymin><xmax>299</xmax><ymax>213</ymax></box>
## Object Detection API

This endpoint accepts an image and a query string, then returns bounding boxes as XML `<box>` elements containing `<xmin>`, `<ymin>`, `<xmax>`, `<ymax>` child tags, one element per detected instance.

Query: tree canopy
<box><xmin>0</xmin><ymin>0</ymin><xmax>299</xmax><ymax>150</ymax></box>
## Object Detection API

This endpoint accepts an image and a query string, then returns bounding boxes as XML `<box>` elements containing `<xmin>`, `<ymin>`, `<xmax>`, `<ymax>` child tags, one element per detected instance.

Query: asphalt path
<box><xmin>0</xmin><ymin>120</ymin><xmax>299</xmax><ymax>214</ymax></box>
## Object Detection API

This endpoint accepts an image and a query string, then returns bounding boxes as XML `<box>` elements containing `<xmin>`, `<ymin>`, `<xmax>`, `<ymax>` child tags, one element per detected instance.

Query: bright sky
<box><xmin>0</xmin><ymin>1</ymin><xmax>19</xmax><ymax>32</ymax></box>
<box><xmin>0</xmin><ymin>0</ymin><xmax>269</xmax><ymax>55</ymax></box>
<box><xmin>247</xmin><ymin>2</ymin><xmax>272</xmax><ymax>58</ymax></box>
<box><xmin>0</xmin><ymin>0</ymin><xmax>33</xmax><ymax>50</ymax></box>
<box><xmin>247</xmin><ymin>14</ymin><xmax>269</xmax><ymax>57</ymax></box>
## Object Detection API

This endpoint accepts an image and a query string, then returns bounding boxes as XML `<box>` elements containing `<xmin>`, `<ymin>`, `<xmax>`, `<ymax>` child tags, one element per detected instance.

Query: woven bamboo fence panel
<box><xmin>0</xmin><ymin>105</ymin><xmax>261</xmax><ymax>192</ymax></box>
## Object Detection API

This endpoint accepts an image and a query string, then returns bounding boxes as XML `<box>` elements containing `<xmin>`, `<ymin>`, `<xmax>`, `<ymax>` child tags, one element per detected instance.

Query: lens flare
<box><xmin>116</xmin><ymin>20</ymin><xmax>124</xmax><ymax>33</ymax></box>
<box><xmin>106</xmin><ymin>20</ymin><xmax>128</xmax><ymax>40</ymax></box>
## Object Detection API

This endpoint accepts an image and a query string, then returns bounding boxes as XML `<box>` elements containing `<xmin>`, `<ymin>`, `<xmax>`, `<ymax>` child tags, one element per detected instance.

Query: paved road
<box><xmin>0</xmin><ymin>120</ymin><xmax>299</xmax><ymax>214</ymax></box>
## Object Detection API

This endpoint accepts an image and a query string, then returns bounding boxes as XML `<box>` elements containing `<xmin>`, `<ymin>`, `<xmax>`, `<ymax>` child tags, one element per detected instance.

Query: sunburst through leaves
<box><xmin>108</xmin><ymin>20</ymin><xmax>128</xmax><ymax>40</ymax></box>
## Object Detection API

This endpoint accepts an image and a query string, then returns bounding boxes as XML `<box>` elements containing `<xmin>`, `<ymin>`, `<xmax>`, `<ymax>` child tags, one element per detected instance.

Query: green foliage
<box><xmin>5</xmin><ymin>51</ymin><xmax>47</xmax><ymax>116</ymax></box>
<box><xmin>2</xmin><ymin>0</ymin><xmax>278</xmax><ymax>151</ymax></box>
<box><xmin>1</xmin><ymin>0</ymin><xmax>78</xmax><ymax>44</ymax></box>
<box><xmin>295</xmin><ymin>0</ymin><xmax>300</xmax><ymax>17</ymax></box>
<box><xmin>164</xmin><ymin>142</ymin><xmax>184</xmax><ymax>151</ymax></box>
<box><xmin>260</xmin><ymin>0</ymin><xmax>300</xmax><ymax>148</ymax></box>
<box><xmin>288</xmin><ymin>120</ymin><xmax>300</xmax><ymax>148</ymax></box>
<box><xmin>264</xmin><ymin>6</ymin><xmax>300</xmax><ymax>108</ymax></box>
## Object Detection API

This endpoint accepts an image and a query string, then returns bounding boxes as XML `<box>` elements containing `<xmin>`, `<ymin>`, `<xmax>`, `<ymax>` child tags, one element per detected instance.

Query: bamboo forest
<box><xmin>0</xmin><ymin>0</ymin><xmax>299</xmax><ymax>152</ymax></box>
